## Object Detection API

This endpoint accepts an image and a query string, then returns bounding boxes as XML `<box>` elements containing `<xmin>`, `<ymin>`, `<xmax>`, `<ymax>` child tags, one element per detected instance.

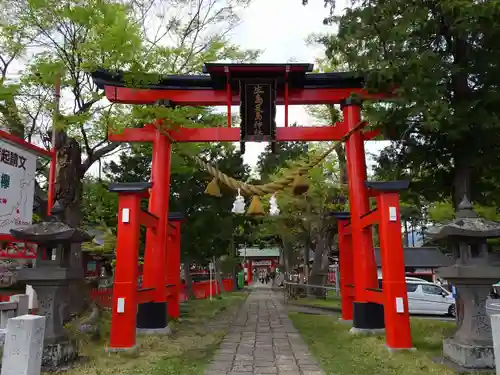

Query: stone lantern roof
<box><xmin>9</xmin><ymin>201</ymin><xmax>93</xmax><ymax>245</ymax></box>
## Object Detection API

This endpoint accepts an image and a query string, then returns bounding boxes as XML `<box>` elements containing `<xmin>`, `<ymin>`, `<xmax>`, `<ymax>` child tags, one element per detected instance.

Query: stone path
<box><xmin>205</xmin><ymin>284</ymin><xmax>324</xmax><ymax>375</ymax></box>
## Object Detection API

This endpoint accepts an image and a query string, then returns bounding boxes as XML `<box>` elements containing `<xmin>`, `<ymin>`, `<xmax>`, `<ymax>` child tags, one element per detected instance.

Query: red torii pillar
<box><xmin>331</xmin><ymin>211</ymin><xmax>354</xmax><ymax>322</ymax></box>
<box><xmin>367</xmin><ymin>181</ymin><xmax>412</xmax><ymax>349</ymax></box>
<box><xmin>143</xmin><ymin>130</ymin><xmax>172</xmax><ymax>302</ymax></box>
<box><xmin>106</xmin><ymin>183</ymin><xmax>185</xmax><ymax>351</ymax></box>
<box><xmin>108</xmin><ymin>125</ymin><xmax>174</xmax><ymax>307</ymax></box>
<box><xmin>341</xmin><ymin>98</ymin><xmax>383</xmax><ymax>330</ymax></box>
<box><xmin>107</xmin><ymin>182</ymin><xmax>158</xmax><ymax>351</ymax></box>
<box><xmin>166</xmin><ymin>214</ymin><xmax>184</xmax><ymax>319</ymax></box>
<box><xmin>247</xmin><ymin>259</ymin><xmax>253</xmax><ymax>284</ymax></box>
<box><xmin>332</xmin><ymin>183</ymin><xmax>413</xmax><ymax>348</ymax></box>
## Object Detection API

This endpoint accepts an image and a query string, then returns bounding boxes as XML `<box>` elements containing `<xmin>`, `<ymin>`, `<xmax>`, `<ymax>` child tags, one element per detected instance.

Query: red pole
<box><xmin>343</xmin><ymin>100</ymin><xmax>378</xmax><ymax>301</ymax></box>
<box><xmin>109</xmin><ymin>193</ymin><xmax>141</xmax><ymax>350</ymax></box>
<box><xmin>143</xmin><ymin>130</ymin><xmax>172</xmax><ymax>301</ymax></box>
<box><xmin>47</xmin><ymin>153</ymin><xmax>56</xmax><ymax>215</ymax></box>
<box><xmin>47</xmin><ymin>76</ymin><xmax>61</xmax><ymax>216</ymax></box>
<box><xmin>166</xmin><ymin>222</ymin><xmax>181</xmax><ymax>319</ymax></box>
<box><xmin>226</xmin><ymin>67</ymin><xmax>231</xmax><ymax>128</ymax></box>
<box><xmin>377</xmin><ymin>192</ymin><xmax>412</xmax><ymax>349</ymax></box>
<box><xmin>284</xmin><ymin>66</ymin><xmax>289</xmax><ymax>128</ymax></box>
<box><xmin>338</xmin><ymin>219</ymin><xmax>353</xmax><ymax>321</ymax></box>
<box><xmin>143</xmin><ymin>138</ymin><xmax>159</xmax><ymax>290</ymax></box>
<box><xmin>247</xmin><ymin>260</ymin><xmax>253</xmax><ymax>284</ymax></box>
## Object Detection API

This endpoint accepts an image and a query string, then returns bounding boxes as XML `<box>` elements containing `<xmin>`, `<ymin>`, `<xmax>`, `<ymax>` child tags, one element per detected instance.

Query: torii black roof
<box><xmin>92</xmin><ymin>63</ymin><xmax>366</xmax><ymax>91</ymax></box>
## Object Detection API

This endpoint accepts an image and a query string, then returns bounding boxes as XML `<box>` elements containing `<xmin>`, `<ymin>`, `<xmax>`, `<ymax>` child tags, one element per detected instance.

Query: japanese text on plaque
<box><xmin>253</xmin><ymin>85</ymin><xmax>264</xmax><ymax>136</ymax></box>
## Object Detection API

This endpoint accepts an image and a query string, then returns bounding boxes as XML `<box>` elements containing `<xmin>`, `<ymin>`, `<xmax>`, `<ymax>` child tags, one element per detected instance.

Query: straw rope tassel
<box><xmin>194</xmin><ymin>146</ymin><xmax>333</xmax><ymax>197</ymax></box>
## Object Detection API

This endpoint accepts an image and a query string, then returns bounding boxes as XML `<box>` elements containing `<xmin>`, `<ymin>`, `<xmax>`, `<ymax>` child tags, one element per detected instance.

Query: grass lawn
<box><xmin>289</xmin><ymin>312</ymin><xmax>478</xmax><ymax>375</ymax></box>
<box><xmin>63</xmin><ymin>292</ymin><xmax>247</xmax><ymax>375</ymax></box>
<box><xmin>290</xmin><ymin>292</ymin><xmax>342</xmax><ymax>310</ymax></box>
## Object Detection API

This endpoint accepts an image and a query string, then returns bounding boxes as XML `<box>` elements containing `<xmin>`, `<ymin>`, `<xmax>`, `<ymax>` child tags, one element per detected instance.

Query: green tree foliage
<box><xmin>256</xmin><ymin>139</ymin><xmax>308</xmax><ymax>183</ymax></box>
<box><xmin>253</xmin><ymin>140</ymin><xmax>308</xmax><ymax>255</ymax></box>
<box><xmin>80</xmin><ymin>178</ymin><xmax>118</xmax><ymax>254</ymax></box>
<box><xmin>81</xmin><ymin>178</ymin><xmax>118</xmax><ymax>229</ymax></box>
<box><xmin>308</xmin><ymin>0</ymin><xmax>500</xmax><ymax>211</ymax></box>
<box><xmin>0</xmin><ymin>0</ymin><xmax>257</xmax><ymax>218</ymax></box>
<box><xmin>105</xmin><ymin>136</ymin><xmax>252</xmax><ymax>264</ymax></box>
<box><xmin>0</xmin><ymin>0</ymin><xmax>257</xmax><ymax>311</ymax></box>
<box><xmin>428</xmin><ymin>201</ymin><xmax>455</xmax><ymax>224</ymax></box>
<box><xmin>429</xmin><ymin>200</ymin><xmax>500</xmax><ymax>224</ymax></box>
<box><xmin>255</xmin><ymin>143</ymin><xmax>343</xmax><ymax>276</ymax></box>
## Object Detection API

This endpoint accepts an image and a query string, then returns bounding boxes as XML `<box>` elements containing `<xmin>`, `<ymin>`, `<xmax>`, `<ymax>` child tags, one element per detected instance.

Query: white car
<box><xmin>378</xmin><ymin>277</ymin><xmax>456</xmax><ymax>316</ymax></box>
<box><xmin>407</xmin><ymin>279</ymin><xmax>456</xmax><ymax>316</ymax></box>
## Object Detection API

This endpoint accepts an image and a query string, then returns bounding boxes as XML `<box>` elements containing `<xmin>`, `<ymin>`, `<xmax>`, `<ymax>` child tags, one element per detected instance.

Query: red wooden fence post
<box><xmin>166</xmin><ymin>220</ymin><xmax>182</xmax><ymax>319</ymax></box>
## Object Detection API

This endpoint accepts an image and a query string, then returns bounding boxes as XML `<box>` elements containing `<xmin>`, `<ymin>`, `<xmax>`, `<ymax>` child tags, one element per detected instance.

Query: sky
<box><xmin>57</xmin><ymin>0</ymin><xmax>389</xmax><ymax>178</ymax></box>
<box><xmin>215</xmin><ymin>0</ymin><xmax>390</xmax><ymax>174</ymax></box>
<box><xmin>86</xmin><ymin>0</ymin><xmax>390</xmax><ymax>177</ymax></box>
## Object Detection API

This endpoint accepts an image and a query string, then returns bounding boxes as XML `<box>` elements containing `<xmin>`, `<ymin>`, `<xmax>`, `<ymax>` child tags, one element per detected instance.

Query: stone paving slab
<box><xmin>205</xmin><ymin>285</ymin><xmax>324</xmax><ymax>375</ymax></box>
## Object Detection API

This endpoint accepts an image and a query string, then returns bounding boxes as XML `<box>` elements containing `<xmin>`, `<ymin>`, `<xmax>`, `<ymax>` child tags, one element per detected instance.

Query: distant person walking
<box><xmin>270</xmin><ymin>270</ymin><xmax>276</xmax><ymax>286</ymax></box>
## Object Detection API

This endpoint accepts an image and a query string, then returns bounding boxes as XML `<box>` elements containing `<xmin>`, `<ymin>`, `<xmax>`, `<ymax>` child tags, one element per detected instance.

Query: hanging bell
<box><xmin>292</xmin><ymin>174</ymin><xmax>309</xmax><ymax>196</ymax></box>
<box><xmin>205</xmin><ymin>177</ymin><xmax>222</xmax><ymax>197</ymax></box>
<box><xmin>247</xmin><ymin>195</ymin><xmax>265</xmax><ymax>216</ymax></box>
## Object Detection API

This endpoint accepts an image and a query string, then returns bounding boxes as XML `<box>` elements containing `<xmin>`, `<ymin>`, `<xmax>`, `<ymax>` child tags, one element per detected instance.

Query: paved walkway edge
<box><xmin>205</xmin><ymin>285</ymin><xmax>325</xmax><ymax>375</ymax></box>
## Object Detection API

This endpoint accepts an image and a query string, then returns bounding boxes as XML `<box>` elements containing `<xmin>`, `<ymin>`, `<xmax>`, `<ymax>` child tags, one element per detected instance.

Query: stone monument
<box><xmin>428</xmin><ymin>196</ymin><xmax>500</xmax><ymax>370</ymax></box>
<box><xmin>10</xmin><ymin>201</ymin><xmax>92</xmax><ymax>370</ymax></box>
<box><xmin>1</xmin><ymin>315</ymin><xmax>46</xmax><ymax>375</ymax></box>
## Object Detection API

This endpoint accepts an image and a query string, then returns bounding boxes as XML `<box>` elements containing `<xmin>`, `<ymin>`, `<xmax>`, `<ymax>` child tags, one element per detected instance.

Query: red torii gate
<box><xmin>107</xmin><ymin>182</ymin><xmax>183</xmax><ymax>349</ymax></box>
<box><xmin>93</xmin><ymin>63</ymin><xmax>413</xmax><ymax>351</ymax></box>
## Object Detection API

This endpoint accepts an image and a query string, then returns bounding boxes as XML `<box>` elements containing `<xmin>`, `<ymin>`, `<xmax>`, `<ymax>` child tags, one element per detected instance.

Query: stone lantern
<box><xmin>427</xmin><ymin>196</ymin><xmax>500</xmax><ymax>370</ymax></box>
<box><xmin>10</xmin><ymin>201</ymin><xmax>92</xmax><ymax>370</ymax></box>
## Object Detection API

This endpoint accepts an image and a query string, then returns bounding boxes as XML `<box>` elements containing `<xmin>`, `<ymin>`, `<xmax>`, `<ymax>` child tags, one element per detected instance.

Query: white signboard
<box><xmin>0</xmin><ymin>140</ymin><xmax>36</xmax><ymax>234</ymax></box>
<box><xmin>253</xmin><ymin>260</ymin><xmax>272</xmax><ymax>267</ymax></box>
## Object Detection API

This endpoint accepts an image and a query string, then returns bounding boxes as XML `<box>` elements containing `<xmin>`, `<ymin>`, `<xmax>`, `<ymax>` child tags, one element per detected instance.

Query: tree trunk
<box><xmin>328</xmin><ymin>103</ymin><xmax>348</xmax><ymax>186</ymax></box>
<box><xmin>309</xmin><ymin>236</ymin><xmax>324</xmax><ymax>280</ymax></box>
<box><xmin>303</xmin><ymin>197</ymin><xmax>311</xmax><ymax>280</ymax></box>
<box><xmin>404</xmin><ymin>220</ymin><xmax>409</xmax><ymax>247</ymax></box>
<box><xmin>281</xmin><ymin>241</ymin><xmax>293</xmax><ymax>276</ymax></box>
<box><xmin>233</xmin><ymin>267</ymin><xmax>239</xmax><ymax>291</ymax></box>
<box><xmin>182</xmin><ymin>258</ymin><xmax>195</xmax><ymax>299</ymax></box>
<box><xmin>334</xmin><ymin>143</ymin><xmax>348</xmax><ymax>185</ymax></box>
<box><xmin>308</xmin><ymin>233</ymin><xmax>329</xmax><ymax>297</ymax></box>
<box><xmin>54</xmin><ymin>131</ymin><xmax>87</xmax><ymax>316</ymax></box>
<box><xmin>452</xmin><ymin>161</ymin><xmax>472</xmax><ymax>210</ymax></box>
<box><xmin>303</xmin><ymin>246</ymin><xmax>309</xmax><ymax>281</ymax></box>
<box><xmin>214</xmin><ymin>257</ymin><xmax>223</xmax><ymax>295</ymax></box>
<box><xmin>231</xmin><ymin>236</ymin><xmax>238</xmax><ymax>291</ymax></box>
<box><xmin>447</xmin><ymin>23</ymin><xmax>472</xmax><ymax>211</ymax></box>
